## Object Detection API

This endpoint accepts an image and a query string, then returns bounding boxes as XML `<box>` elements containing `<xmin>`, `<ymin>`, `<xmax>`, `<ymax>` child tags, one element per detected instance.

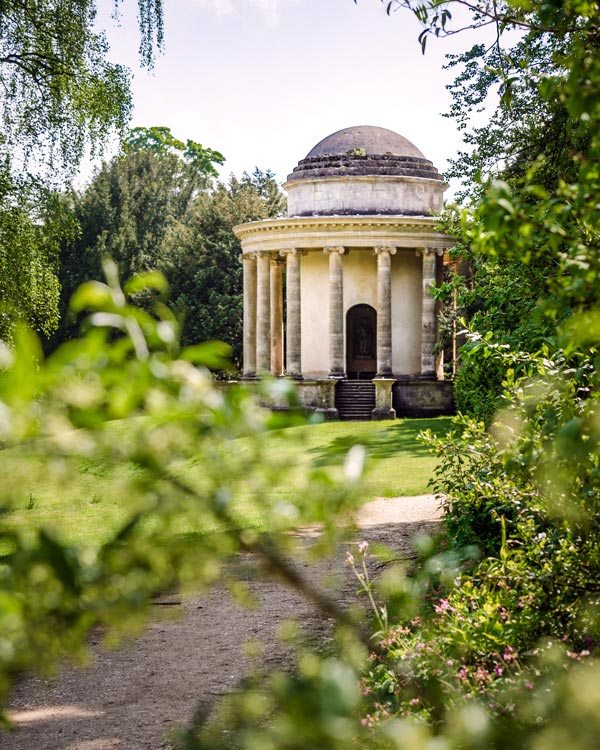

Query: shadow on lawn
<box><xmin>308</xmin><ymin>418</ymin><xmax>453</xmax><ymax>467</ymax></box>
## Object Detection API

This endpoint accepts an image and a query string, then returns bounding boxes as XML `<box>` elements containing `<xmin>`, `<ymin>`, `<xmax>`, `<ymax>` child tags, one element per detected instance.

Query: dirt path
<box><xmin>4</xmin><ymin>495</ymin><xmax>442</xmax><ymax>750</ymax></box>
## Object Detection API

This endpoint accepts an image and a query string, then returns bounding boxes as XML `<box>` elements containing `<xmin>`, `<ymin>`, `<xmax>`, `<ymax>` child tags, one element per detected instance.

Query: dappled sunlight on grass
<box><xmin>0</xmin><ymin>416</ymin><xmax>452</xmax><ymax>549</ymax></box>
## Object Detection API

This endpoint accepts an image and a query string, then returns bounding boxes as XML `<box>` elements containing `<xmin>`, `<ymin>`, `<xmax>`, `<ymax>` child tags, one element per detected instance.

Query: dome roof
<box><xmin>287</xmin><ymin>125</ymin><xmax>442</xmax><ymax>184</ymax></box>
<box><xmin>306</xmin><ymin>126</ymin><xmax>425</xmax><ymax>160</ymax></box>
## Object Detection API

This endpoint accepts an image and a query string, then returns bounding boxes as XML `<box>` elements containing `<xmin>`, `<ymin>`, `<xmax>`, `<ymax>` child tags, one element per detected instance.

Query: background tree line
<box><xmin>53</xmin><ymin>126</ymin><xmax>285</xmax><ymax>366</ymax></box>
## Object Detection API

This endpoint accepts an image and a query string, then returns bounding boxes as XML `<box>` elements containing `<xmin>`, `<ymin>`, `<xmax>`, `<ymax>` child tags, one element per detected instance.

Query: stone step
<box><xmin>335</xmin><ymin>379</ymin><xmax>376</xmax><ymax>420</ymax></box>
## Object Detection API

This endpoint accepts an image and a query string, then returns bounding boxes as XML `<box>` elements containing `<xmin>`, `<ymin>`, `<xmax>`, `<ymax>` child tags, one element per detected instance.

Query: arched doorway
<box><xmin>346</xmin><ymin>304</ymin><xmax>377</xmax><ymax>379</ymax></box>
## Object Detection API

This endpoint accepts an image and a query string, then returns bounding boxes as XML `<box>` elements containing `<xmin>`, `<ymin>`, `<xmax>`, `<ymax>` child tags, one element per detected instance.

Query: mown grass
<box><xmin>0</xmin><ymin>417</ymin><xmax>452</xmax><ymax>548</ymax></box>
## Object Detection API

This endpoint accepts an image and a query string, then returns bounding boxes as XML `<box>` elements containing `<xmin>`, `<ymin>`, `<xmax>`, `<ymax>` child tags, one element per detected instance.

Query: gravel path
<box><xmin>4</xmin><ymin>495</ymin><xmax>442</xmax><ymax>750</ymax></box>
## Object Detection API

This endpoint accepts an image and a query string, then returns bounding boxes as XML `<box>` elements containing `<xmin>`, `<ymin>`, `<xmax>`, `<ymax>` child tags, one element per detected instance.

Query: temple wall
<box><xmin>287</xmin><ymin>176</ymin><xmax>444</xmax><ymax>218</ymax></box>
<box><xmin>300</xmin><ymin>248</ymin><xmax>422</xmax><ymax>377</ymax></box>
<box><xmin>300</xmin><ymin>251</ymin><xmax>330</xmax><ymax>376</ymax></box>
<box><xmin>391</xmin><ymin>251</ymin><xmax>422</xmax><ymax>374</ymax></box>
<box><xmin>343</xmin><ymin>248</ymin><xmax>377</xmax><ymax>311</ymax></box>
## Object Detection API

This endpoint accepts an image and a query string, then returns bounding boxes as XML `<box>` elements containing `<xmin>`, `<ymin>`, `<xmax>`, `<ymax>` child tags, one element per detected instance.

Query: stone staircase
<box><xmin>335</xmin><ymin>380</ymin><xmax>376</xmax><ymax>420</ymax></box>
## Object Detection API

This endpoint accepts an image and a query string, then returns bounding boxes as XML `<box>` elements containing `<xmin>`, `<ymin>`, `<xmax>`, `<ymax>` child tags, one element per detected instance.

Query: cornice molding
<box><xmin>234</xmin><ymin>215</ymin><xmax>455</xmax><ymax>253</ymax></box>
<box><xmin>282</xmin><ymin>174</ymin><xmax>449</xmax><ymax>191</ymax></box>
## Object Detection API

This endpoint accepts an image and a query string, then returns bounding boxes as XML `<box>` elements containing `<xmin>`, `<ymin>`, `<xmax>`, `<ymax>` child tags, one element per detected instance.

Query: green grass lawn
<box><xmin>0</xmin><ymin>417</ymin><xmax>452</xmax><ymax>548</ymax></box>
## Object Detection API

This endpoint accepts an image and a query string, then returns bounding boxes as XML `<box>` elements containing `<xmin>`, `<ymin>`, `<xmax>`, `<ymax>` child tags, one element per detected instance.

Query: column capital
<box><xmin>323</xmin><ymin>245</ymin><xmax>346</xmax><ymax>256</ymax></box>
<box><xmin>279</xmin><ymin>248</ymin><xmax>306</xmax><ymax>257</ymax></box>
<box><xmin>374</xmin><ymin>245</ymin><xmax>397</xmax><ymax>256</ymax></box>
<box><xmin>256</xmin><ymin>250</ymin><xmax>275</xmax><ymax>259</ymax></box>
<box><xmin>415</xmin><ymin>247</ymin><xmax>444</xmax><ymax>257</ymax></box>
<box><xmin>241</xmin><ymin>251</ymin><xmax>257</xmax><ymax>262</ymax></box>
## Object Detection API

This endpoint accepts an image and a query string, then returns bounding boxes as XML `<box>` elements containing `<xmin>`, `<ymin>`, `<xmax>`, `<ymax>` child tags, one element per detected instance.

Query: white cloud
<box><xmin>189</xmin><ymin>0</ymin><xmax>286</xmax><ymax>25</ymax></box>
<box><xmin>249</xmin><ymin>0</ymin><xmax>280</xmax><ymax>26</ymax></box>
<box><xmin>190</xmin><ymin>0</ymin><xmax>234</xmax><ymax>16</ymax></box>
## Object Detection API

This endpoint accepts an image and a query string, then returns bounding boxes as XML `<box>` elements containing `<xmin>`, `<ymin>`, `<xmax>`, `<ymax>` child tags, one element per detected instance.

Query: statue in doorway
<box><xmin>355</xmin><ymin>317</ymin><xmax>373</xmax><ymax>358</ymax></box>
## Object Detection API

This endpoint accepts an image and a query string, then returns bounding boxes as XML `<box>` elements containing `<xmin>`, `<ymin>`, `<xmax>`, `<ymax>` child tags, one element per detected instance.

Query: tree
<box><xmin>0</xmin><ymin>1</ymin><xmax>165</xmax><ymax>344</ymax></box>
<box><xmin>0</xmin><ymin>162</ymin><xmax>78</xmax><ymax>342</ymax></box>
<box><xmin>166</xmin><ymin>170</ymin><xmax>286</xmax><ymax>365</ymax></box>
<box><xmin>0</xmin><ymin>0</ymin><xmax>164</xmax><ymax>178</ymax></box>
<box><xmin>376</xmin><ymin>0</ymin><xmax>599</xmax><ymax>418</ymax></box>
<box><xmin>55</xmin><ymin>129</ymin><xmax>284</xmax><ymax>364</ymax></box>
<box><xmin>54</xmin><ymin>127</ymin><xmax>224</xmax><ymax>345</ymax></box>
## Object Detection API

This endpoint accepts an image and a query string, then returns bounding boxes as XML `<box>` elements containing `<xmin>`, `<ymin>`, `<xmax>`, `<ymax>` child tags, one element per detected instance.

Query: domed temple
<box><xmin>234</xmin><ymin>126</ymin><xmax>455</xmax><ymax>419</ymax></box>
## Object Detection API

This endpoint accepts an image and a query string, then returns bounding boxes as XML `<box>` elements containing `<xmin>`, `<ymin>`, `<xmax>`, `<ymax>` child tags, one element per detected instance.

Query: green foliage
<box><xmin>2</xmin><ymin>1</ymin><xmax>600</xmax><ymax>747</ymax></box>
<box><xmin>0</xmin><ymin>162</ymin><xmax>78</xmax><ymax>342</ymax></box>
<box><xmin>0</xmin><ymin>419</ymin><xmax>450</xmax><ymax>552</ymax></box>
<box><xmin>344</xmin><ymin>1</ymin><xmax>600</xmax><ymax>748</ymax></box>
<box><xmin>165</xmin><ymin>170</ymin><xmax>286</xmax><ymax>364</ymax></box>
<box><xmin>0</xmin><ymin>0</ymin><xmax>163</xmax><ymax>177</ymax></box>
<box><xmin>124</xmin><ymin>126</ymin><xmax>225</xmax><ymax>181</ymax></box>
<box><xmin>56</xmin><ymin>134</ymin><xmax>285</xmax><ymax>366</ymax></box>
<box><xmin>0</xmin><ymin>2</ymin><xmax>165</xmax><ymax>350</ymax></box>
<box><xmin>0</xmin><ymin>260</ymin><xmax>365</xmax><ymax>719</ymax></box>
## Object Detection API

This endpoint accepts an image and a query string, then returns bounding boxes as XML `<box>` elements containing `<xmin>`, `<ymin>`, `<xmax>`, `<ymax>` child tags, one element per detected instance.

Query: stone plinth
<box><xmin>371</xmin><ymin>378</ymin><xmax>396</xmax><ymax>420</ymax></box>
<box><xmin>393</xmin><ymin>379</ymin><xmax>454</xmax><ymax>417</ymax></box>
<box><xmin>293</xmin><ymin>379</ymin><xmax>338</xmax><ymax>419</ymax></box>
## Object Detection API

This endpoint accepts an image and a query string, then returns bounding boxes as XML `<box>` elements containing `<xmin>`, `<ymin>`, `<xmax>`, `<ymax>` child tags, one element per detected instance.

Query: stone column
<box><xmin>242</xmin><ymin>252</ymin><xmax>257</xmax><ymax>378</ymax></box>
<box><xmin>420</xmin><ymin>248</ymin><xmax>438</xmax><ymax>377</ymax></box>
<box><xmin>256</xmin><ymin>252</ymin><xmax>271</xmax><ymax>374</ymax></box>
<box><xmin>324</xmin><ymin>246</ymin><xmax>345</xmax><ymax>377</ymax></box>
<box><xmin>375</xmin><ymin>246</ymin><xmax>396</xmax><ymax>376</ymax></box>
<box><xmin>270</xmin><ymin>258</ymin><xmax>284</xmax><ymax>376</ymax></box>
<box><xmin>282</xmin><ymin>248</ymin><xmax>303</xmax><ymax>378</ymax></box>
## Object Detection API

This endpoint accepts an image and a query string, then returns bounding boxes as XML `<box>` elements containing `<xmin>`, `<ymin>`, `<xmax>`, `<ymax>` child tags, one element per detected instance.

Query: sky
<box><xmin>95</xmin><ymin>0</ymin><xmax>483</xmax><ymax>197</ymax></box>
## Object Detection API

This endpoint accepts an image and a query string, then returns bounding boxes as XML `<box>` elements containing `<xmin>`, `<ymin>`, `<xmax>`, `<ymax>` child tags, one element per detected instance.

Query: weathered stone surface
<box><xmin>372</xmin><ymin>377</ymin><xmax>396</xmax><ymax>420</ymax></box>
<box><xmin>393</xmin><ymin>379</ymin><xmax>454</xmax><ymax>417</ymax></box>
<box><xmin>270</xmin><ymin>259</ymin><xmax>284</xmax><ymax>376</ymax></box>
<box><xmin>375</xmin><ymin>247</ymin><xmax>396</xmax><ymax>376</ymax></box>
<box><xmin>283</xmin><ymin>249</ymin><xmax>302</xmax><ymax>378</ymax></box>
<box><xmin>304</xmin><ymin>125</ymin><xmax>426</xmax><ymax>160</ymax></box>
<box><xmin>256</xmin><ymin>253</ymin><xmax>271</xmax><ymax>373</ymax></box>
<box><xmin>285</xmin><ymin>175</ymin><xmax>446</xmax><ymax>218</ymax></box>
<box><xmin>324</xmin><ymin>246</ymin><xmax>345</xmax><ymax>377</ymax></box>
<box><xmin>285</xmin><ymin>126</ymin><xmax>445</xmax><ymax>218</ymax></box>
<box><xmin>242</xmin><ymin>253</ymin><xmax>257</xmax><ymax>378</ymax></box>
<box><xmin>420</xmin><ymin>249</ymin><xmax>438</xmax><ymax>376</ymax></box>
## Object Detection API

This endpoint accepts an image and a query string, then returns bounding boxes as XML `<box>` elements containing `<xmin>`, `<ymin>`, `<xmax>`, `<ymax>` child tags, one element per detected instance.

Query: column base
<box><xmin>242</xmin><ymin>372</ymin><xmax>258</xmax><ymax>380</ymax></box>
<box><xmin>328</xmin><ymin>370</ymin><xmax>346</xmax><ymax>379</ymax></box>
<box><xmin>285</xmin><ymin>372</ymin><xmax>304</xmax><ymax>381</ymax></box>
<box><xmin>372</xmin><ymin>377</ymin><xmax>396</xmax><ymax>421</ymax></box>
<box><xmin>315</xmin><ymin>407</ymin><xmax>339</xmax><ymax>420</ymax></box>
<box><xmin>371</xmin><ymin>406</ymin><xmax>396</xmax><ymax>421</ymax></box>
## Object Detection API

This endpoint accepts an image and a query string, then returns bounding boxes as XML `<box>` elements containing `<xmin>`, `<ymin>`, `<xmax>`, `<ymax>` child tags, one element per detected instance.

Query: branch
<box><xmin>164</xmin><ymin>470</ymin><xmax>385</xmax><ymax>655</ymax></box>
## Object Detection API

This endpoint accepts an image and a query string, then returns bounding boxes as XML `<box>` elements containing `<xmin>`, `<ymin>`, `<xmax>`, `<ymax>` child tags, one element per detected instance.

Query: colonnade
<box><xmin>241</xmin><ymin>246</ymin><xmax>440</xmax><ymax>380</ymax></box>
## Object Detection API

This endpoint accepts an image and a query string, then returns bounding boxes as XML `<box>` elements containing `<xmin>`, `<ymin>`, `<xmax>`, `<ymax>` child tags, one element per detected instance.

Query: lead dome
<box><xmin>305</xmin><ymin>126</ymin><xmax>426</xmax><ymax>159</ymax></box>
<box><xmin>284</xmin><ymin>125</ymin><xmax>446</xmax><ymax>218</ymax></box>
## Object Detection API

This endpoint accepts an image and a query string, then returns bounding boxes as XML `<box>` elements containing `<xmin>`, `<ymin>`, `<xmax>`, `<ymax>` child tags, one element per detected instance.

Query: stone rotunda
<box><xmin>234</xmin><ymin>125</ymin><xmax>455</xmax><ymax>419</ymax></box>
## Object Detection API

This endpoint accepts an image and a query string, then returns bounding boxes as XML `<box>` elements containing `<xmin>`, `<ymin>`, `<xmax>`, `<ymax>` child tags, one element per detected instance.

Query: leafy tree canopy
<box><xmin>55</xmin><ymin>127</ymin><xmax>285</xmax><ymax>365</ymax></box>
<box><xmin>0</xmin><ymin>161</ymin><xmax>78</xmax><ymax>342</ymax></box>
<box><xmin>0</xmin><ymin>0</ymin><xmax>164</xmax><ymax>178</ymax></box>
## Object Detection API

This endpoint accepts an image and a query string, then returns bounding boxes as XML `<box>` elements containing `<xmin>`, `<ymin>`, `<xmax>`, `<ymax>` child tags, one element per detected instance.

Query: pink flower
<box><xmin>475</xmin><ymin>666</ymin><xmax>490</xmax><ymax>683</ymax></box>
<box><xmin>434</xmin><ymin>599</ymin><xmax>451</xmax><ymax>614</ymax></box>
<box><xmin>358</xmin><ymin>541</ymin><xmax>369</xmax><ymax>554</ymax></box>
